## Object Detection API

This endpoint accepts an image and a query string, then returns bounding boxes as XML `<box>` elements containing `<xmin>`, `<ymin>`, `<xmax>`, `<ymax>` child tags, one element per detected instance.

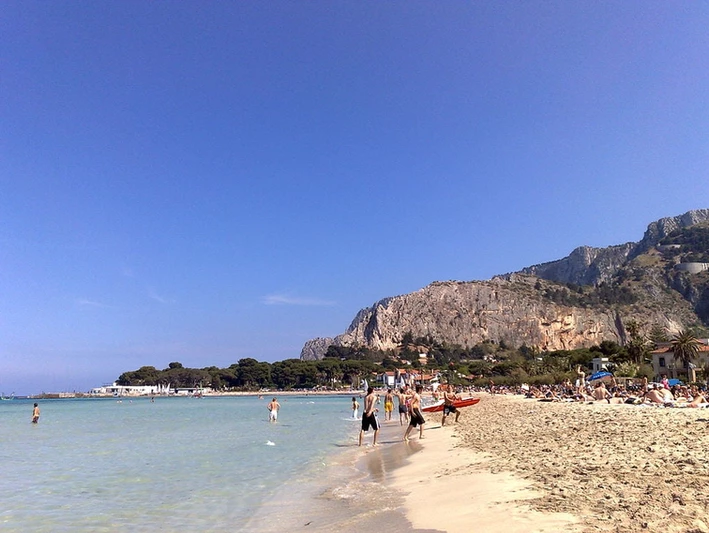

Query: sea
<box><xmin>0</xmin><ymin>394</ymin><xmax>419</xmax><ymax>533</ymax></box>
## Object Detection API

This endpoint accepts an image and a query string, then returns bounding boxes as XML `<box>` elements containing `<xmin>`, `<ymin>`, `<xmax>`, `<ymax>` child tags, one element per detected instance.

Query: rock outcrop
<box><xmin>521</xmin><ymin>209</ymin><xmax>709</xmax><ymax>286</ymax></box>
<box><xmin>335</xmin><ymin>276</ymin><xmax>625</xmax><ymax>351</ymax></box>
<box><xmin>300</xmin><ymin>337</ymin><xmax>335</xmax><ymax>362</ymax></box>
<box><xmin>520</xmin><ymin>244</ymin><xmax>635</xmax><ymax>286</ymax></box>
<box><xmin>300</xmin><ymin>210</ymin><xmax>709</xmax><ymax>360</ymax></box>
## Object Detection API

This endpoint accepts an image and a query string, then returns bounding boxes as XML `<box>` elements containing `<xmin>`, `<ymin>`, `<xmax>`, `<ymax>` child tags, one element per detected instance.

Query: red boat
<box><xmin>421</xmin><ymin>397</ymin><xmax>480</xmax><ymax>413</ymax></box>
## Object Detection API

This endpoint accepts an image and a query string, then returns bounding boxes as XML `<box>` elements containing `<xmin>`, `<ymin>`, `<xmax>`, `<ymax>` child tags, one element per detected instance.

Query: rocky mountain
<box><xmin>301</xmin><ymin>209</ymin><xmax>709</xmax><ymax>361</ymax></box>
<box><xmin>521</xmin><ymin>209</ymin><xmax>709</xmax><ymax>285</ymax></box>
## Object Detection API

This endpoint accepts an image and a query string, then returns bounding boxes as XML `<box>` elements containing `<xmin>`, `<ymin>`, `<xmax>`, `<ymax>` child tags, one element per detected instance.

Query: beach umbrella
<box><xmin>587</xmin><ymin>371</ymin><xmax>613</xmax><ymax>382</ymax></box>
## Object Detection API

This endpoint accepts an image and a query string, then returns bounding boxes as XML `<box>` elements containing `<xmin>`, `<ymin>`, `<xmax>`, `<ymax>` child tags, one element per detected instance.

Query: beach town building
<box><xmin>650</xmin><ymin>339</ymin><xmax>709</xmax><ymax>382</ymax></box>
<box><xmin>591</xmin><ymin>357</ymin><xmax>610</xmax><ymax>373</ymax></box>
<box><xmin>89</xmin><ymin>382</ymin><xmax>210</xmax><ymax>396</ymax></box>
<box><xmin>90</xmin><ymin>383</ymin><xmax>156</xmax><ymax>396</ymax></box>
<box><xmin>378</xmin><ymin>369</ymin><xmax>439</xmax><ymax>389</ymax></box>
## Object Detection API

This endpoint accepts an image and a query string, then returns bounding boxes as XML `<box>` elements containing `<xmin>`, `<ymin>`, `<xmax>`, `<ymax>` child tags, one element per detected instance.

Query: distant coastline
<box><xmin>28</xmin><ymin>389</ymin><xmax>361</xmax><ymax>400</ymax></box>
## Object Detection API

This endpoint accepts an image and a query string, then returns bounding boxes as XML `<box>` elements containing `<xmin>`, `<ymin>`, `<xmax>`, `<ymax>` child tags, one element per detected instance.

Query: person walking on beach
<box><xmin>396</xmin><ymin>388</ymin><xmax>409</xmax><ymax>426</ymax></box>
<box><xmin>351</xmin><ymin>396</ymin><xmax>360</xmax><ymax>419</ymax></box>
<box><xmin>267</xmin><ymin>398</ymin><xmax>280</xmax><ymax>423</ymax></box>
<box><xmin>403</xmin><ymin>385</ymin><xmax>425</xmax><ymax>441</ymax></box>
<box><xmin>31</xmin><ymin>403</ymin><xmax>40</xmax><ymax>424</ymax></box>
<box><xmin>441</xmin><ymin>386</ymin><xmax>460</xmax><ymax>426</ymax></box>
<box><xmin>384</xmin><ymin>389</ymin><xmax>394</xmax><ymax>422</ymax></box>
<box><xmin>358</xmin><ymin>387</ymin><xmax>379</xmax><ymax>446</ymax></box>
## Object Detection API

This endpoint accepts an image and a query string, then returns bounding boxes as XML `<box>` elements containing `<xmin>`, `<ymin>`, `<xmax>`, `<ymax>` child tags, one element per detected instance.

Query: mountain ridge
<box><xmin>300</xmin><ymin>209</ymin><xmax>709</xmax><ymax>361</ymax></box>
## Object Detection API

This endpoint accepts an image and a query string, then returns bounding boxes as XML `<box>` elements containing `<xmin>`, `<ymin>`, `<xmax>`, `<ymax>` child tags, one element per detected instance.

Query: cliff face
<box><xmin>300</xmin><ymin>209</ymin><xmax>709</xmax><ymax>360</ymax></box>
<box><xmin>336</xmin><ymin>276</ymin><xmax>624</xmax><ymax>351</ymax></box>
<box><xmin>520</xmin><ymin>244</ymin><xmax>635</xmax><ymax>286</ymax></box>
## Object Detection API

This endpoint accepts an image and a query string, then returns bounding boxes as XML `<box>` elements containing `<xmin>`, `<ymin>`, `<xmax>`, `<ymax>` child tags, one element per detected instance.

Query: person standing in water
<box><xmin>267</xmin><ymin>397</ymin><xmax>280</xmax><ymax>423</ymax></box>
<box><xmin>384</xmin><ymin>388</ymin><xmax>394</xmax><ymax>421</ymax></box>
<box><xmin>351</xmin><ymin>396</ymin><xmax>360</xmax><ymax>419</ymax></box>
<box><xmin>396</xmin><ymin>387</ymin><xmax>409</xmax><ymax>426</ymax></box>
<box><xmin>32</xmin><ymin>403</ymin><xmax>40</xmax><ymax>424</ymax></box>
<box><xmin>358</xmin><ymin>387</ymin><xmax>379</xmax><ymax>446</ymax></box>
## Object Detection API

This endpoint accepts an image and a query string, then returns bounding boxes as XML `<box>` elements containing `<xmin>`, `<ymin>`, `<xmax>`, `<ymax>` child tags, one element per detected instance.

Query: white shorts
<box><xmin>269</xmin><ymin>410</ymin><xmax>277</xmax><ymax>421</ymax></box>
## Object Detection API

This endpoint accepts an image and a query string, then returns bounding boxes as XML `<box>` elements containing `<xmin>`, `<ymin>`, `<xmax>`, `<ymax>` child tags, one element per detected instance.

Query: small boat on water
<box><xmin>1</xmin><ymin>392</ymin><xmax>15</xmax><ymax>401</ymax></box>
<box><xmin>421</xmin><ymin>397</ymin><xmax>480</xmax><ymax>413</ymax></box>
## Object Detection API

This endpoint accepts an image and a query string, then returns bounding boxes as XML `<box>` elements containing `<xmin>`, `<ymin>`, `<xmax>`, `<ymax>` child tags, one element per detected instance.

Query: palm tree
<box><xmin>670</xmin><ymin>329</ymin><xmax>702</xmax><ymax>382</ymax></box>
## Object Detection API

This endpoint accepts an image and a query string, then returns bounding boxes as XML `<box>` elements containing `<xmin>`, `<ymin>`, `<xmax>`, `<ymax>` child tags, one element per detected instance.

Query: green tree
<box><xmin>237</xmin><ymin>358</ymin><xmax>271</xmax><ymax>389</ymax></box>
<box><xmin>670</xmin><ymin>329</ymin><xmax>702</xmax><ymax>381</ymax></box>
<box><xmin>271</xmin><ymin>360</ymin><xmax>300</xmax><ymax>389</ymax></box>
<box><xmin>400</xmin><ymin>331</ymin><xmax>414</xmax><ymax>348</ymax></box>
<box><xmin>648</xmin><ymin>324</ymin><xmax>669</xmax><ymax>344</ymax></box>
<box><xmin>315</xmin><ymin>359</ymin><xmax>342</xmax><ymax>388</ymax></box>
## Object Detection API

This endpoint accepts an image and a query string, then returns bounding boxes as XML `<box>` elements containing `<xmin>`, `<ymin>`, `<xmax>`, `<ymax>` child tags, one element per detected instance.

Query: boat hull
<box><xmin>421</xmin><ymin>397</ymin><xmax>480</xmax><ymax>413</ymax></box>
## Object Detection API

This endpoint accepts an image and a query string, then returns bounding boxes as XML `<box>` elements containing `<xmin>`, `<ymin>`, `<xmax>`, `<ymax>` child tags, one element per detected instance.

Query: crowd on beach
<box><xmin>464</xmin><ymin>369</ymin><xmax>709</xmax><ymax>408</ymax></box>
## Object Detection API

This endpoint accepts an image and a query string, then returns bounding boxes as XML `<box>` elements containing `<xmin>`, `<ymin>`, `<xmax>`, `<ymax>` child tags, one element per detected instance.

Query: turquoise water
<box><xmin>0</xmin><ymin>395</ymin><xmax>363</xmax><ymax>532</ymax></box>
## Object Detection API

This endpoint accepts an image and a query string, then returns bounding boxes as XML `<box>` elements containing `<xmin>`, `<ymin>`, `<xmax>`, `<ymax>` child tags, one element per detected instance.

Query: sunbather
<box><xmin>644</xmin><ymin>386</ymin><xmax>674</xmax><ymax>404</ymax></box>
<box><xmin>688</xmin><ymin>386</ymin><xmax>707</xmax><ymax>408</ymax></box>
<box><xmin>592</xmin><ymin>382</ymin><xmax>611</xmax><ymax>402</ymax></box>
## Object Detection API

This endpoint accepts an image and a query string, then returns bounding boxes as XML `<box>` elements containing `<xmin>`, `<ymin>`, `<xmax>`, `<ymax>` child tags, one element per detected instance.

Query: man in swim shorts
<box><xmin>441</xmin><ymin>385</ymin><xmax>460</xmax><ymax>426</ymax></box>
<box><xmin>384</xmin><ymin>388</ymin><xmax>394</xmax><ymax>421</ymax></box>
<box><xmin>395</xmin><ymin>387</ymin><xmax>409</xmax><ymax>426</ymax></box>
<box><xmin>32</xmin><ymin>403</ymin><xmax>40</xmax><ymax>424</ymax></box>
<box><xmin>403</xmin><ymin>385</ymin><xmax>425</xmax><ymax>441</ymax></box>
<box><xmin>359</xmin><ymin>387</ymin><xmax>379</xmax><ymax>446</ymax></box>
<box><xmin>267</xmin><ymin>397</ymin><xmax>280</xmax><ymax>422</ymax></box>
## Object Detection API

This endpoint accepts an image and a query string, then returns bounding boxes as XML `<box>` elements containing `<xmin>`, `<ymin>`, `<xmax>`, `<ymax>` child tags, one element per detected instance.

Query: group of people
<box><xmin>357</xmin><ymin>384</ymin><xmax>428</xmax><ymax>446</ymax></box>
<box><xmin>356</xmin><ymin>383</ymin><xmax>465</xmax><ymax>446</ymax></box>
<box><xmin>522</xmin><ymin>376</ymin><xmax>709</xmax><ymax>408</ymax></box>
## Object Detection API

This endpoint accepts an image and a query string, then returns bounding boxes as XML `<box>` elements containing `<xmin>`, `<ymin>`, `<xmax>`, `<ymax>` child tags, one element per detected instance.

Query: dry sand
<box><xmin>389</xmin><ymin>394</ymin><xmax>709</xmax><ymax>533</ymax></box>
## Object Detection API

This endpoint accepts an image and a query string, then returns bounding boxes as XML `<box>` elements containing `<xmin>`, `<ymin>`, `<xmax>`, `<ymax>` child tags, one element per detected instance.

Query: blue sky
<box><xmin>2</xmin><ymin>2</ymin><xmax>708</xmax><ymax>395</ymax></box>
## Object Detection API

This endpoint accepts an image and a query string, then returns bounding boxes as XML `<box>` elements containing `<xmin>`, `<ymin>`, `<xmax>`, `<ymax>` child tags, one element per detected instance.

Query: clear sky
<box><xmin>2</xmin><ymin>2</ymin><xmax>708</xmax><ymax>395</ymax></box>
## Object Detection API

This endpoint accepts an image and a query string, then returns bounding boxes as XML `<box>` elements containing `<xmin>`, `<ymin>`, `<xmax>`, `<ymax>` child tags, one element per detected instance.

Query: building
<box><xmin>650</xmin><ymin>340</ymin><xmax>709</xmax><ymax>382</ymax></box>
<box><xmin>591</xmin><ymin>357</ymin><xmax>610</xmax><ymax>373</ymax></box>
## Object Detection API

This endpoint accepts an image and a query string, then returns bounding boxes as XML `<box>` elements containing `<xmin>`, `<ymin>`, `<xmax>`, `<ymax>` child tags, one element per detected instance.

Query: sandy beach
<box><xmin>381</xmin><ymin>394</ymin><xmax>709</xmax><ymax>533</ymax></box>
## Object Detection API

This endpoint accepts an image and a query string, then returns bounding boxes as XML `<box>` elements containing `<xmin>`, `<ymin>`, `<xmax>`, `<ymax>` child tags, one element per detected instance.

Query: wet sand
<box><xmin>251</xmin><ymin>394</ymin><xmax>709</xmax><ymax>533</ymax></box>
<box><xmin>245</xmin><ymin>414</ymin><xmax>435</xmax><ymax>533</ymax></box>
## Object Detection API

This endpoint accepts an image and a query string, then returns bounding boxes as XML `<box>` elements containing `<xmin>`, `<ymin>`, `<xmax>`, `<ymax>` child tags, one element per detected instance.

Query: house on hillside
<box><xmin>650</xmin><ymin>340</ymin><xmax>709</xmax><ymax>382</ymax></box>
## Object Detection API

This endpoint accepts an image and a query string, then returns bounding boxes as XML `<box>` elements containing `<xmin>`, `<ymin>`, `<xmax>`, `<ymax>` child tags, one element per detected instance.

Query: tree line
<box><xmin>116</xmin><ymin>326</ymin><xmax>708</xmax><ymax>390</ymax></box>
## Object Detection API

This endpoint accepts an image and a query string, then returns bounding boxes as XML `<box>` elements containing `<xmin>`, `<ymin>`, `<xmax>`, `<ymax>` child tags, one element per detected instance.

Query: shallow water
<box><xmin>0</xmin><ymin>395</ymin><xmax>363</xmax><ymax>532</ymax></box>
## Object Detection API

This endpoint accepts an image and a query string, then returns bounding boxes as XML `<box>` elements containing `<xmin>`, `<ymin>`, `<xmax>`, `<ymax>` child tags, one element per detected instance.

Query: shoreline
<box><xmin>54</xmin><ymin>389</ymin><xmax>361</xmax><ymax>400</ymax></box>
